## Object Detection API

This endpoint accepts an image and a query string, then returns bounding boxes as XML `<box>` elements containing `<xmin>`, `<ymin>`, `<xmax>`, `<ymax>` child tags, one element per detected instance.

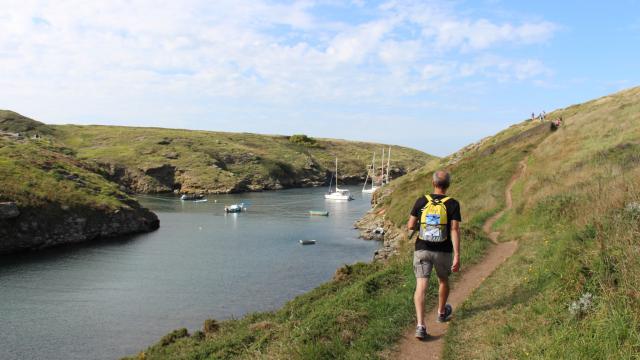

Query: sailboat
<box><xmin>325</xmin><ymin>158</ymin><xmax>354</xmax><ymax>201</ymax></box>
<box><xmin>362</xmin><ymin>151</ymin><xmax>378</xmax><ymax>193</ymax></box>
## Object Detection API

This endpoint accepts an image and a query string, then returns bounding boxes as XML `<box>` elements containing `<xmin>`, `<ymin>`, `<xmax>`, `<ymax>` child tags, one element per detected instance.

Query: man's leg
<box><xmin>437</xmin><ymin>276</ymin><xmax>449</xmax><ymax>314</ymax></box>
<box><xmin>433</xmin><ymin>251</ymin><xmax>453</xmax><ymax>315</ymax></box>
<box><xmin>414</xmin><ymin>277</ymin><xmax>428</xmax><ymax>326</ymax></box>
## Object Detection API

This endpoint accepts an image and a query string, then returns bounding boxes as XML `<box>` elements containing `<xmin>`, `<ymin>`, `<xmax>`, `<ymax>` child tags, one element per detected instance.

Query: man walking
<box><xmin>407</xmin><ymin>170</ymin><xmax>461</xmax><ymax>340</ymax></box>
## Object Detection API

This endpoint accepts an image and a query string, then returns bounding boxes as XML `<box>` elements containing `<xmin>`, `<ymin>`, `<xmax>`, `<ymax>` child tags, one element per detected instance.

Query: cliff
<box><xmin>0</xmin><ymin>132</ymin><xmax>158</xmax><ymax>254</ymax></box>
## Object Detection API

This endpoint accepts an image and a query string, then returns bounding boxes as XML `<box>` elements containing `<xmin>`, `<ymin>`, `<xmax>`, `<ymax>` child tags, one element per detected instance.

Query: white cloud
<box><xmin>0</xmin><ymin>0</ymin><xmax>558</xmax><ymax>133</ymax></box>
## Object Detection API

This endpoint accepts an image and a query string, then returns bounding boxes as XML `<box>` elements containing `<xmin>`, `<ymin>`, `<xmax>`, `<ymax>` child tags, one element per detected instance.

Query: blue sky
<box><xmin>1</xmin><ymin>0</ymin><xmax>638</xmax><ymax>156</ymax></box>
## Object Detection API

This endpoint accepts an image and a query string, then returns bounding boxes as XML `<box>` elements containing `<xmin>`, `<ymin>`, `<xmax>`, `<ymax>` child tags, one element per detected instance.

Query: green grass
<box><xmin>0</xmin><ymin>136</ymin><xmax>135</xmax><ymax>210</ymax></box>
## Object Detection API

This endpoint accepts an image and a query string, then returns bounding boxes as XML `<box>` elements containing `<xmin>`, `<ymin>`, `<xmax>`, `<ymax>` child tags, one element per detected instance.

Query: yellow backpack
<box><xmin>419</xmin><ymin>195</ymin><xmax>450</xmax><ymax>242</ymax></box>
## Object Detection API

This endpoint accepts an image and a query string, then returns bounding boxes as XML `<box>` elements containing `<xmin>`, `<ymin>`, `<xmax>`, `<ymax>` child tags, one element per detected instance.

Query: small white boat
<box><xmin>361</xmin><ymin>186</ymin><xmax>378</xmax><ymax>194</ymax></box>
<box><xmin>299</xmin><ymin>239</ymin><xmax>317</xmax><ymax>245</ymax></box>
<box><xmin>325</xmin><ymin>158</ymin><xmax>354</xmax><ymax>201</ymax></box>
<box><xmin>194</xmin><ymin>199</ymin><xmax>208</xmax><ymax>203</ymax></box>
<box><xmin>181</xmin><ymin>194</ymin><xmax>205</xmax><ymax>201</ymax></box>
<box><xmin>325</xmin><ymin>188</ymin><xmax>354</xmax><ymax>201</ymax></box>
<box><xmin>224</xmin><ymin>203</ymin><xmax>246</xmax><ymax>213</ymax></box>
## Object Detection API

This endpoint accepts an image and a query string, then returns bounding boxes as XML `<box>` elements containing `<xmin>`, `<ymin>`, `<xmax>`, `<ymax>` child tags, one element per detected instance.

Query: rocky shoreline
<box><xmin>354</xmin><ymin>186</ymin><xmax>406</xmax><ymax>261</ymax></box>
<box><xmin>0</xmin><ymin>201</ymin><xmax>159</xmax><ymax>255</ymax></box>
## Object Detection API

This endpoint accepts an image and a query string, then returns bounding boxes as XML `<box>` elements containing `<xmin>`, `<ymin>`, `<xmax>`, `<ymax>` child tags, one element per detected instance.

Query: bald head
<box><xmin>432</xmin><ymin>170</ymin><xmax>451</xmax><ymax>190</ymax></box>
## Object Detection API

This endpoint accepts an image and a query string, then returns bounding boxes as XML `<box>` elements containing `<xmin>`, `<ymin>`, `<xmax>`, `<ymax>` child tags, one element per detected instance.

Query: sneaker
<box><xmin>415</xmin><ymin>325</ymin><xmax>427</xmax><ymax>340</ymax></box>
<box><xmin>437</xmin><ymin>304</ymin><xmax>452</xmax><ymax>323</ymax></box>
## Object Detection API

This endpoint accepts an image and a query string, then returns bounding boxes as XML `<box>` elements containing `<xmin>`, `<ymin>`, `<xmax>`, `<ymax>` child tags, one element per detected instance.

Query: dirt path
<box><xmin>391</xmin><ymin>160</ymin><xmax>526</xmax><ymax>360</ymax></box>
<box><xmin>483</xmin><ymin>160</ymin><xmax>528</xmax><ymax>243</ymax></box>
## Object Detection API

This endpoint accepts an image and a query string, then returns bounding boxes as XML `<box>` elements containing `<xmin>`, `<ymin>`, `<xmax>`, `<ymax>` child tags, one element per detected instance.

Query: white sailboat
<box><xmin>325</xmin><ymin>158</ymin><xmax>354</xmax><ymax>201</ymax></box>
<box><xmin>362</xmin><ymin>151</ymin><xmax>378</xmax><ymax>193</ymax></box>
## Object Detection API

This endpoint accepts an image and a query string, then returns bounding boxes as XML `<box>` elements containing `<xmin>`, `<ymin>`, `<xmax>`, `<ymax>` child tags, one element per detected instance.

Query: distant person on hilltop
<box><xmin>407</xmin><ymin>170</ymin><xmax>461</xmax><ymax>340</ymax></box>
<box><xmin>531</xmin><ymin>112</ymin><xmax>535</xmax><ymax>121</ymax></box>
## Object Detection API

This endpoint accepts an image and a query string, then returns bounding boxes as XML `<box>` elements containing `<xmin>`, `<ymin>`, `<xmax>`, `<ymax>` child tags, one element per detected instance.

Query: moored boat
<box><xmin>224</xmin><ymin>203</ymin><xmax>246</xmax><ymax>213</ymax></box>
<box><xmin>325</xmin><ymin>158</ymin><xmax>354</xmax><ymax>201</ymax></box>
<box><xmin>181</xmin><ymin>194</ymin><xmax>205</xmax><ymax>201</ymax></box>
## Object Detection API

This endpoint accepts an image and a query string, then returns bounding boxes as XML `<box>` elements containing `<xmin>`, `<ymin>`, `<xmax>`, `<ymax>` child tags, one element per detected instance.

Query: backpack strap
<box><xmin>425</xmin><ymin>195</ymin><xmax>450</xmax><ymax>204</ymax></box>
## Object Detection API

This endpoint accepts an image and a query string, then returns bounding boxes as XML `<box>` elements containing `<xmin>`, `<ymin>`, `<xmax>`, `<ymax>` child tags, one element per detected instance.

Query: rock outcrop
<box><xmin>0</xmin><ymin>202</ymin><xmax>20</xmax><ymax>219</ymax></box>
<box><xmin>354</xmin><ymin>186</ymin><xmax>407</xmax><ymax>261</ymax></box>
<box><xmin>95</xmin><ymin>159</ymin><xmax>410</xmax><ymax>195</ymax></box>
<box><xmin>0</xmin><ymin>201</ymin><xmax>159</xmax><ymax>254</ymax></box>
<box><xmin>355</xmin><ymin>208</ymin><xmax>406</xmax><ymax>261</ymax></box>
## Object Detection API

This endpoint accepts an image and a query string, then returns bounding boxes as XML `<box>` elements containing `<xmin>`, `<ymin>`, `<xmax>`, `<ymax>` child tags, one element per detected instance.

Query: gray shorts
<box><xmin>413</xmin><ymin>250</ymin><xmax>453</xmax><ymax>279</ymax></box>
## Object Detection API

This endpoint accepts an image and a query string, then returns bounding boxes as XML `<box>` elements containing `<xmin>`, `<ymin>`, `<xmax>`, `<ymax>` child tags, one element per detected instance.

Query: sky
<box><xmin>1</xmin><ymin>0</ymin><xmax>639</xmax><ymax>156</ymax></box>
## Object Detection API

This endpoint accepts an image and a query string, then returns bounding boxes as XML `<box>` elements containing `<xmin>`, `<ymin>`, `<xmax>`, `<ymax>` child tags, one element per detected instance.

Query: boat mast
<box><xmin>363</xmin><ymin>151</ymin><xmax>374</xmax><ymax>191</ymax></box>
<box><xmin>371</xmin><ymin>151</ymin><xmax>376</xmax><ymax>189</ymax></box>
<box><xmin>362</xmin><ymin>165</ymin><xmax>369</xmax><ymax>191</ymax></box>
<box><xmin>380</xmin><ymin>147</ymin><xmax>385</xmax><ymax>187</ymax></box>
<box><xmin>335</xmin><ymin>157</ymin><xmax>338</xmax><ymax>191</ymax></box>
<box><xmin>386</xmin><ymin>146</ymin><xmax>391</xmax><ymax>184</ymax></box>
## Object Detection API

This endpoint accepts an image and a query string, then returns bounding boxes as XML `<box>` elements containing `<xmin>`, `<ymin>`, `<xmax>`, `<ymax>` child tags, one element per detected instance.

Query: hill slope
<box><xmin>0</xmin><ymin>110</ymin><xmax>54</xmax><ymax>136</ymax></box>
<box><xmin>443</xmin><ymin>86</ymin><xmax>640</xmax><ymax>359</ymax></box>
<box><xmin>125</xmin><ymin>86</ymin><xmax>640</xmax><ymax>359</ymax></box>
<box><xmin>50</xmin><ymin>124</ymin><xmax>434</xmax><ymax>194</ymax></box>
<box><xmin>0</xmin><ymin>133</ymin><xmax>158</xmax><ymax>254</ymax></box>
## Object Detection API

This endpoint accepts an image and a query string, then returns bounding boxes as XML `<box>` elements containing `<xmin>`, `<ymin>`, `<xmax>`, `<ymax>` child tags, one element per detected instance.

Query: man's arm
<box><xmin>407</xmin><ymin>215</ymin><xmax>419</xmax><ymax>231</ymax></box>
<box><xmin>451</xmin><ymin>220</ymin><xmax>460</xmax><ymax>272</ymax></box>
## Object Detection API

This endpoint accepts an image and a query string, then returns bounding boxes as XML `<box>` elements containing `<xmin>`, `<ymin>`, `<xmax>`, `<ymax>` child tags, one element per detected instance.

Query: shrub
<box><xmin>289</xmin><ymin>134</ymin><xmax>318</xmax><ymax>147</ymax></box>
<box><xmin>333</xmin><ymin>264</ymin><xmax>353</xmax><ymax>281</ymax></box>
<box><xmin>192</xmin><ymin>330</ymin><xmax>205</xmax><ymax>341</ymax></box>
<box><xmin>159</xmin><ymin>328</ymin><xmax>189</xmax><ymax>346</ymax></box>
<box><xmin>364</xmin><ymin>278</ymin><xmax>380</xmax><ymax>295</ymax></box>
<box><xmin>203</xmin><ymin>319</ymin><xmax>220</xmax><ymax>335</ymax></box>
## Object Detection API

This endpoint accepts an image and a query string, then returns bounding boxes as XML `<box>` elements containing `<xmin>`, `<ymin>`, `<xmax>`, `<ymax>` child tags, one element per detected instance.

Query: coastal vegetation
<box><xmin>51</xmin><ymin>124</ymin><xmax>433</xmax><ymax>194</ymax></box>
<box><xmin>126</xmin><ymin>86</ymin><xmax>640</xmax><ymax>359</ymax></box>
<box><xmin>444</xmin><ymin>86</ymin><xmax>640</xmax><ymax>359</ymax></box>
<box><xmin>0</xmin><ymin>132</ymin><xmax>158</xmax><ymax>253</ymax></box>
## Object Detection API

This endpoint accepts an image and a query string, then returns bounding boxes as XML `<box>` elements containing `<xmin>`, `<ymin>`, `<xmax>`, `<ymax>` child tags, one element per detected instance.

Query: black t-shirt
<box><xmin>410</xmin><ymin>194</ymin><xmax>462</xmax><ymax>253</ymax></box>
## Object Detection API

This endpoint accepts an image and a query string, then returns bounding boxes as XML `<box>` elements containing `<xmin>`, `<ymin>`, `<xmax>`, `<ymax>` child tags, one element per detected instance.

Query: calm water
<box><xmin>0</xmin><ymin>186</ymin><xmax>379</xmax><ymax>360</ymax></box>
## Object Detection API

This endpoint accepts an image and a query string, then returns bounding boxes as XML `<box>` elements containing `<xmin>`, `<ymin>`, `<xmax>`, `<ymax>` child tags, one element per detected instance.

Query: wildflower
<box><xmin>568</xmin><ymin>292</ymin><xmax>595</xmax><ymax>317</ymax></box>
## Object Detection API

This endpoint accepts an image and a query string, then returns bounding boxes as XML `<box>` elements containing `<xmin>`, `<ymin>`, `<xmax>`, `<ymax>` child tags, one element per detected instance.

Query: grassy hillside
<box><xmin>51</xmin><ymin>124</ymin><xmax>434</xmax><ymax>194</ymax></box>
<box><xmin>126</xmin><ymin>86</ymin><xmax>640</xmax><ymax>359</ymax></box>
<box><xmin>0</xmin><ymin>110</ymin><xmax>55</xmax><ymax>136</ymax></box>
<box><xmin>444</xmin><ymin>86</ymin><xmax>640</xmax><ymax>359</ymax></box>
<box><xmin>0</xmin><ymin>135</ymin><xmax>130</xmax><ymax>209</ymax></box>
